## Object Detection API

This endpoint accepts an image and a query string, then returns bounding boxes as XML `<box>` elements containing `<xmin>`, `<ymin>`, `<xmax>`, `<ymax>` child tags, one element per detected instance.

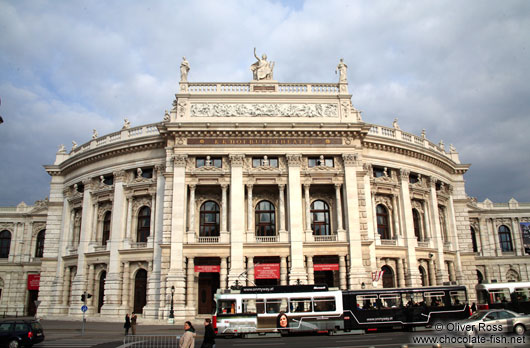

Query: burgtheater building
<box><xmin>0</xmin><ymin>55</ymin><xmax>529</xmax><ymax>321</ymax></box>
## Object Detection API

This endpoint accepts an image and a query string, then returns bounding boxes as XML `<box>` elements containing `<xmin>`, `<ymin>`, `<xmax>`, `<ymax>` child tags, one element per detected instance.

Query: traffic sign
<box><xmin>81</xmin><ymin>305</ymin><xmax>88</xmax><ymax>312</ymax></box>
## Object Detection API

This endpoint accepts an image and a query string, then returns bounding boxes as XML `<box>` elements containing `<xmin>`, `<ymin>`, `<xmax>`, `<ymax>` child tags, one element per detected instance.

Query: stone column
<box><xmin>69</xmin><ymin>178</ymin><xmax>95</xmax><ymax>315</ymax></box>
<box><xmin>87</xmin><ymin>264</ymin><xmax>95</xmax><ymax>308</ymax></box>
<box><xmin>121</xmin><ymin>262</ymin><xmax>130</xmax><ymax>308</ymax></box>
<box><xmin>246</xmin><ymin>184</ymin><xmax>254</xmax><ymax>242</ymax></box>
<box><xmin>511</xmin><ymin>218</ymin><xmax>523</xmax><ymax>256</ymax></box>
<box><xmin>287</xmin><ymin>154</ymin><xmax>307</xmax><ymax>284</ymax></box>
<box><xmin>490</xmin><ymin>218</ymin><xmax>501</xmax><ymax>256</ymax></box>
<box><xmin>278</xmin><ymin>184</ymin><xmax>287</xmax><ymax>242</ymax></box>
<box><xmin>187</xmin><ymin>184</ymin><xmax>196</xmax><ymax>243</ymax></box>
<box><xmin>124</xmin><ymin>196</ymin><xmax>133</xmax><ymax>243</ymax></box>
<box><xmin>62</xmin><ymin>267</ymin><xmax>71</xmax><ymax>305</ymax></box>
<box><xmin>166</xmin><ymin>154</ymin><xmax>188</xmax><ymax>321</ymax></box>
<box><xmin>398</xmin><ymin>169</ymin><xmax>420</xmax><ymax>287</ymax></box>
<box><xmin>335</xmin><ymin>183</ymin><xmax>346</xmax><ymax>240</ymax></box>
<box><xmin>304</xmin><ymin>183</ymin><xmax>312</xmax><ymax>236</ymax></box>
<box><xmin>247</xmin><ymin>257</ymin><xmax>254</xmax><ymax>286</ymax></box>
<box><xmin>306</xmin><ymin>256</ymin><xmax>314</xmax><ymax>285</ymax></box>
<box><xmin>448</xmin><ymin>261</ymin><xmax>456</xmax><ymax>282</ymax></box>
<box><xmin>228</xmin><ymin>154</ymin><xmax>246</xmax><ymax>287</ymax></box>
<box><xmin>143</xmin><ymin>164</ymin><xmax>166</xmax><ymax>319</ymax></box>
<box><xmin>100</xmin><ymin>170</ymin><xmax>127</xmax><ymax>316</ymax></box>
<box><xmin>220</xmin><ymin>184</ymin><xmax>229</xmax><ymax>243</ymax></box>
<box><xmin>447</xmin><ymin>191</ymin><xmax>464</xmax><ymax>283</ymax></box>
<box><xmin>428</xmin><ymin>177</ymin><xmax>447</xmax><ymax>284</ymax></box>
<box><xmin>478</xmin><ymin>217</ymin><xmax>488</xmax><ymax>256</ymax></box>
<box><xmin>186</xmin><ymin>257</ymin><xmax>195</xmax><ymax>315</ymax></box>
<box><xmin>149</xmin><ymin>193</ymin><xmax>156</xmax><ymax>246</ymax></box>
<box><xmin>69</xmin><ymin>209</ymin><xmax>75</xmax><ymax>249</ymax></box>
<box><xmin>391</xmin><ymin>194</ymin><xmax>400</xmax><ymax>239</ymax></box>
<box><xmin>428</xmin><ymin>259</ymin><xmax>436</xmax><ymax>286</ymax></box>
<box><xmin>280</xmin><ymin>256</ymin><xmax>288</xmax><ymax>286</ymax></box>
<box><xmin>422</xmin><ymin>201</ymin><xmax>431</xmax><ymax>241</ymax></box>
<box><xmin>396</xmin><ymin>258</ymin><xmax>405</xmax><ymax>288</ymax></box>
<box><xmin>339</xmin><ymin>255</ymin><xmax>347</xmax><ymax>290</ymax></box>
<box><xmin>220</xmin><ymin>257</ymin><xmax>228</xmax><ymax>290</ymax></box>
<box><xmin>342</xmin><ymin>154</ymin><xmax>366</xmax><ymax>289</ymax></box>
<box><xmin>90</xmin><ymin>202</ymin><xmax>98</xmax><ymax>245</ymax></box>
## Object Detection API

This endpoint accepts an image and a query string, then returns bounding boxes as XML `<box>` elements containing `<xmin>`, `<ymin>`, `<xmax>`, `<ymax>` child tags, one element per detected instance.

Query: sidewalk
<box><xmin>40</xmin><ymin>319</ymin><xmax>206</xmax><ymax>342</ymax></box>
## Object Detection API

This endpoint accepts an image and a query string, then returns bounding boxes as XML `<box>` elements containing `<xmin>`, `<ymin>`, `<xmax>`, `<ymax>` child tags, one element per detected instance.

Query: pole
<box><xmin>82</xmin><ymin>311</ymin><xmax>85</xmax><ymax>336</ymax></box>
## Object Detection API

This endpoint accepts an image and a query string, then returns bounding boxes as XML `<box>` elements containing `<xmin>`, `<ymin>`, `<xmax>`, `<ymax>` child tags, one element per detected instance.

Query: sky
<box><xmin>1</xmin><ymin>0</ymin><xmax>529</xmax><ymax>206</ymax></box>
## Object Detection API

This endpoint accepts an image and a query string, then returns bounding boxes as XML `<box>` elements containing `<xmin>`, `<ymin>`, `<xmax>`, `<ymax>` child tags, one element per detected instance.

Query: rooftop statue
<box><xmin>180</xmin><ymin>57</ymin><xmax>190</xmax><ymax>82</ymax></box>
<box><xmin>251</xmin><ymin>48</ymin><xmax>274</xmax><ymax>81</ymax></box>
<box><xmin>336</xmin><ymin>58</ymin><xmax>348</xmax><ymax>83</ymax></box>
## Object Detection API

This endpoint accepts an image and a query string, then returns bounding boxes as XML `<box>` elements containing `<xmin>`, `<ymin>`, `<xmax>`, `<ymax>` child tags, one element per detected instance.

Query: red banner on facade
<box><xmin>194</xmin><ymin>265</ymin><xmax>221</xmax><ymax>273</ymax></box>
<box><xmin>27</xmin><ymin>274</ymin><xmax>40</xmax><ymax>290</ymax></box>
<box><xmin>313</xmin><ymin>263</ymin><xmax>339</xmax><ymax>271</ymax></box>
<box><xmin>254</xmin><ymin>263</ymin><xmax>280</xmax><ymax>279</ymax></box>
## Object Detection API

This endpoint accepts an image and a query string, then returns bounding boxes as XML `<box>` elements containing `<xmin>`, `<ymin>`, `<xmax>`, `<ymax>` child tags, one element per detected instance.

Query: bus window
<box><xmin>357</xmin><ymin>295</ymin><xmax>378</xmax><ymax>310</ymax></box>
<box><xmin>450</xmin><ymin>290</ymin><xmax>466</xmax><ymax>306</ymax></box>
<box><xmin>314</xmin><ymin>297</ymin><xmax>336</xmax><ymax>312</ymax></box>
<box><xmin>242</xmin><ymin>299</ymin><xmax>257</xmax><ymax>314</ymax></box>
<box><xmin>218</xmin><ymin>299</ymin><xmax>236</xmax><ymax>314</ymax></box>
<box><xmin>490</xmin><ymin>289</ymin><xmax>510</xmax><ymax>303</ymax></box>
<box><xmin>403</xmin><ymin>292</ymin><xmax>423</xmax><ymax>307</ymax></box>
<box><xmin>514</xmin><ymin>288</ymin><xmax>530</xmax><ymax>302</ymax></box>
<box><xmin>380</xmin><ymin>294</ymin><xmax>400</xmax><ymax>308</ymax></box>
<box><xmin>266</xmin><ymin>298</ymin><xmax>287</xmax><ymax>314</ymax></box>
<box><xmin>425</xmin><ymin>292</ymin><xmax>445</xmax><ymax>307</ymax></box>
<box><xmin>477</xmin><ymin>289</ymin><xmax>489</xmax><ymax>304</ymax></box>
<box><xmin>290</xmin><ymin>298</ymin><xmax>312</xmax><ymax>313</ymax></box>
<box><xmin>256</xmin><ymin>299</ymin><xmax>265</xmax><ymax>314</ymax></box>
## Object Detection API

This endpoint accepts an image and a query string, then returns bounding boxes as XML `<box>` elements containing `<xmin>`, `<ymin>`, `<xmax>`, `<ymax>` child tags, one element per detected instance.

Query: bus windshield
<box><xmin>218</xmin><ymin>299</ymin><xmax>236</xmax><ymax>314</ymax></box>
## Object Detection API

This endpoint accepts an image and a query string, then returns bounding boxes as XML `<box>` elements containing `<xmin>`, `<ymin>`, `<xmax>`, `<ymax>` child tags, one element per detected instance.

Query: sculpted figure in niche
<box><xmin>262</xmin><ymin>156</ymin><xmax>269</xmax><ymax>166</ymax></box>
<box><xmin>205</xmin><ymin>156</ymin><xmax>212</xmax><ymax>167</ymax></box>
<box><xmin>180</xmin><ymin>57</ymin><xmax>190</xmax><ymax>82</ymax></box>
<box><xmin>251</xmin><ymin>48</ymin><xmax>274</xmax><ymax>81</ymax></box>
<box><xmin>336</xmin><ymin>58</ymin><xmax>348</xmax><ymax>83</ymax></box>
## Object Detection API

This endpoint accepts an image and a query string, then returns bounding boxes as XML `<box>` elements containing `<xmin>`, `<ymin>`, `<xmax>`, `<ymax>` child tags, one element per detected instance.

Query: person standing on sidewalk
<box><xmin>131</xmin><ymin>313</ymin><xmax>138</xmax><ymax>335</ymax></box>
<box><xmin>179</xmin><ymin>321</ymin><xmax>196</xmax><ymax>348</ymax></box>
<box><xmin>124</xmin><ymin>313</ymin><xmax>131</xmax><ymax>335</ymax></box>
<box><xmin>200</xmin><ymin>318</ymin><xmax>216</xmax><ymax>348</ymax></box>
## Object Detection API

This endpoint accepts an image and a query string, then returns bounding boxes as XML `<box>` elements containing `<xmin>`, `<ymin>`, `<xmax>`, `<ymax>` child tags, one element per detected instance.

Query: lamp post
<box><xmin>169</xmin><ymin>285</ymin><xmax>175</xmax><ymax>324</ymax></box>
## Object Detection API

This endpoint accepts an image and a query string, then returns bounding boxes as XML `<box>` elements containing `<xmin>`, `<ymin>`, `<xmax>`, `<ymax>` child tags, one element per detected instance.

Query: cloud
<box><xmin>1</xmin><ymin>0</ymin><xmax>529</xmax><ymax>205</ymax></box>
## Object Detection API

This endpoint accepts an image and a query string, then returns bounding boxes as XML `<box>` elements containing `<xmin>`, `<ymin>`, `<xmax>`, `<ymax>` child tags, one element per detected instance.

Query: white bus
<box><xmin>476</xmin><ymin>282</ymin><xmax>530</xmax><ymax>314</ymax></box>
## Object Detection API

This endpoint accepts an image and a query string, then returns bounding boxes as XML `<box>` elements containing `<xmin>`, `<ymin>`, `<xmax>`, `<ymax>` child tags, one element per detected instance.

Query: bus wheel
<box><xmin>514</xmin><ymin>324</ymin><xmax>526</xmax><ymax>336</ymax></box>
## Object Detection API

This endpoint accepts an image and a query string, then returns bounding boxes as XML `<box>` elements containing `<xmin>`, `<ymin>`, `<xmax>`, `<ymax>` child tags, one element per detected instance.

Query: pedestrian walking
<box><xmin>124</xmin><ymin>313</ymin><xmax>131</xmax><ymax>335</ymax></box>
<box><xmin>179</xmin><ymin>321</ymin><xmax>196</xmax><ymax>348</ymax></box>
<box><xmin>200</xmin><ymin>318</ymin><xmax>216</xmax><ymax>348</ymax></box>
<box><xmin>471</xmin><ymin>302</ymin><xmax>477</xmax><ymax>313</ymax></box>
<box><xmin>131</xmin><ymin>313</ymin><xmax>137</xmax><ymax>335</ymax></box>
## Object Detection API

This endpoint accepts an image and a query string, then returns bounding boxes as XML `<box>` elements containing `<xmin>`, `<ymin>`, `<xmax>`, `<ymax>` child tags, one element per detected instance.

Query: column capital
<box><xmin>342</xmin><ymin>153</ymin><xmax>358</xmax><ymax>167</ymax></box>
<box><xmin>286</xmin><ymin>154</ymin><xmax>303</xmax><ymax>167</ymax></box>
<box><xmin>399</xmin><ymin>168</ymin><xmax>410</xmax><ymax>180</ymax></box>
<box><xmin>113</xmin><ymin>170</ymin><xmax>127</xmax><ymax>183</ymax></box>
<box><xmin>154</xmin><ymin>164</ymin><xmax>166</xmax><ymax>175</ymax></box>
<box><xmin>303</xmin><ymin>182</ymin><xmax>311</xmax><ymax>190</ymax></box>
<box><xmin>229</xmin><ymin>154</ymin><xmax>245</xmax><ymax>166</ymax></box>
<box><xmin>334</xmin><ymin>182</ymin><xmax>342</xmax><ymax>189</ymax></box>
<box><xmin>246</xmin><ymin>183</ymin><xmax>253</xmax><ymax>190</ymax></box>
<box><xmin>188</xmin><ymin>183</ymin><xmax>196</xmax><ymax>190</ymax></box>
<box><xmin>220</xmin><ymin>183</ymin><xmax>229</xmax><ymax>190</ymax></box>
<box><xmin>173</xmin><ymin>154</ymin><xmax>188</xmax><ymax>167</ymax></box>
<box><xmin>278</xmin><ymin>183</ymin><xmax>285</xmax><ymax>190</ymax></box>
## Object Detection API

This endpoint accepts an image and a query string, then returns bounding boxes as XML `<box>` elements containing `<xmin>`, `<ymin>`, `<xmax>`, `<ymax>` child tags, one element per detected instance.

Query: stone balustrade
<box><xmin>185</xmin><ymin>82</ymin><xmax>340</xmax><ymax>94</ymax></box>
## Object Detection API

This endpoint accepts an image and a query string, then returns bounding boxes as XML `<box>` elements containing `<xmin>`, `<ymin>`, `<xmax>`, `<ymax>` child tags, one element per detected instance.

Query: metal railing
<box><xmin>122</xmin><ymin>335</ymin><xmax>179</xmax><ymax>347</ymax></box>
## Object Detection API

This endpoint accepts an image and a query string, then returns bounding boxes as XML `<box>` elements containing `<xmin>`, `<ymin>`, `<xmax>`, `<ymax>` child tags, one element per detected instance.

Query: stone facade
<box><xmin>0</xmin><ymin>59</ymin><xmax>529</xmax><ymax>321</ymax></box>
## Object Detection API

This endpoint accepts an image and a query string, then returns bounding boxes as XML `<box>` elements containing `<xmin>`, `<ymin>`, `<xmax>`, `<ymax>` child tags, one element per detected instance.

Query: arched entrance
<box><xmin>133</xmin><ymin>269</ymin><xmax>147</xmax><ymax>314</ymax></box>
<box><xmin>476</xmin><ymin>270</ymin><xmax>484</xmax><ymax>284</ymax></box>
<box><xmin>381</xmin><ymin>265</ymin><xmax>395</xmax><ymax>288</ymax></box>
<box><xmin>98</xmin><ymin>271</ymin><xmax>106</xmax><ymax>313</ymax></box>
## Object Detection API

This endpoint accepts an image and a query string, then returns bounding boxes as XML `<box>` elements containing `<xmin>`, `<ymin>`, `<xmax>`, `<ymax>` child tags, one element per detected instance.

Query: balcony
<box><xmin>255</xmin><ymin>235</ymin><xmax>279</xmax><ymax>243</ymax></box>
<box><xmin>380</xmin><ymin>239</ymin><xmax>397</xmax><ymax>246</ymax></box>
<box><xmin>313</xmin><ymin>235</ymin><xmax>338</xmax><ymax>242</ymax></box>
<box><xmin>197</xmin><ymin>236</ymin><xmax>220</xmax><ymax>244</ymax></box>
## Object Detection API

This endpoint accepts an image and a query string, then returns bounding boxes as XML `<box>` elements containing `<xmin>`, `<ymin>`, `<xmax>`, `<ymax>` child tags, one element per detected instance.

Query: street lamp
<box><xmin>169</xmin><ymin>285</ymin><xmax>175</xmax><ymax>323</ymax></box>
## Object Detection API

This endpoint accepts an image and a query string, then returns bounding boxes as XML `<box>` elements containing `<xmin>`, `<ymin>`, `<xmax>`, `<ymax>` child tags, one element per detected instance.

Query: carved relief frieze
<box><xmin>97</xmin><ymin>203</ymin><xmax>113</xmax><ymax>221</ymax></box>
<box><xmin>286</xmin><ymin>154</ymin><xmax>302</xmax><ymax>167</ymax></box>
<box><xmin>173</xmin><ymin>154</ymin><xmax>188</xmax><ymax>168</ymax></box>
<box><xmin>0</xmin><ymin>223</ymin><xmax>14</xmax><ymax>233</ymax></box>
<box><xmin>32</xmin><ymin>222</ymin><xmax>46</xmax><ymax>235</ymax></box>
<box><xmin>411</xmin><ymin>200</ymin><xmax>424</xmax><ymax>213</ymax></box>
<box><xmin>190</xmin><ymin>103</ymin><xmax>338</xmax><ymax>118</ymax></box>
<box><xmin>195</xmin><ymin>194</ymin><xmax>222</xmax><ymax>210</ymax></box>
<box><xmin>342</xmin><ymin>154</ymin><xmax>358</xmax><ymax>167</ymax></box>
<box><xmin>495</xmin><ymin>218</ymin><xmax>513</xmax><ymax>228</ymax></box>
<box><xmin>374</xmin><ymin>195</ymin><xmax>394</xmax><ymax>211</ymax></box>
<box><xmin>410</xmin><ymin>174</ymin><xmax>428</xmax><ymax>190</ymax></box>
<box><xmin>229</xmin><ymin>154</ymin><xmax>245</xmax><ymax>167</ymax></box>
<box><xmin>177</xmin><ymin>101</ymin><xmax>188</xmax><ymax>117</ymax></box>
<box><xmin>132</xmin><ymin>196</ymin><xmax>152</xmax><ymax>214</ymax></box>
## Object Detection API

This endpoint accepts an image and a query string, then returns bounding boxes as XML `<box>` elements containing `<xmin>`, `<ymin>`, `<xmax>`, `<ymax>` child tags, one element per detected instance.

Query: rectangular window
<box><xmin>357</xmin><ymin>294</ymin><xmax>378</xmax><ymax>310</ymax></box>
<box><xmin>256</xmin><ymin>299</ymin><xmax>265</xmax><ymax>314</ymax></box>
<box><xmin>424</xmin><ymin>292</ymin><xmax>445</xmax><ymax>306</ymax></box>
<box><xmin>450</xmin><ymin>290</ymin><xmax>466</xmax><ymax>306</ymax></box>
<box><xmin>308</xmin><ymin>157</ymin><xmax>334</xmax><ymax>167</ymax></box>
<box><xmin>196</xmin><ymin>158</ymin><xmax>222</xmax><ymax>168</ymax></box>
<box><xmin>490</xmin><ymin>289</ymin><xmax>510</xmax><ymax>303</ymax></box>
<box><xmin>290</xmin><ymin>298</ymin><xmax>312</xmax><ymax>313</ymax></box>
<box><xmin>314</xmin><ymin>297</ymin><xmax>336</xmax><ymax>312</ymax></box>
<box><xmin>218</xmin><ymin>299</ymin><xmax>236</xmax><ymax>314</ymax></box>
<box><xmin>402</xmin><ymin>292</ymin><xmax>424</xmax><ymax>307</ymax></box>
<box><xmin>252</xmin><ymin>157</ymin><xmax>278</xmax><ymax>168</ymax></box>
<box><xmin>265</xmin><ymin>298</ymin><xmax>288</xmax><ymax>314</ymax></box>
<box><xmin>515</xmin><ymin>288</ymin><xmax>530</xmax><ymax>302</ymax></box>
<box><xmin>242</xmin><ymin>299</ymin><xmax>257</xmax><ymax>314</ymax></box>
<box><xmin>380</xmin><ymin>294</ymin><xmax>400</xmax><ymax>308</ymax></box>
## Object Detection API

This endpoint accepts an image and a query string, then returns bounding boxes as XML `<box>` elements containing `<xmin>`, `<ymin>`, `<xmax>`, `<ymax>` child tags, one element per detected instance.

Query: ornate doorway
<box><xmin>98</xmin><ymin>271</ymin><xmax>106</xmax><ymax>313</ymax></box>
<box><xmin>133</xmin><ymin>269</ymin><xmax>147</xmax><ymax>314</ymax></box>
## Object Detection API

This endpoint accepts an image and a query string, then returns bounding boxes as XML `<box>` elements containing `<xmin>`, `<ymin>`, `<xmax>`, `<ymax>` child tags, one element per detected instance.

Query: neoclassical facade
<box><xmin>1</xmin><ymin>58</ymin><xmax>529</xmax><ymax>320</ymax></box>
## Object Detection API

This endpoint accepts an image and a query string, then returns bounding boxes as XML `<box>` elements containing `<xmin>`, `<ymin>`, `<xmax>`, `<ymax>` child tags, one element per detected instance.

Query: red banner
<box><xmin>194</xmin><ymin>265</ymin><xmax>220</xmax><ymax>273</ymax></box>
<box><xmin>27</xmin><ymin>274</ymin><xmax>40</xmax><ymax>290</ymax></box>
<box><xmin>255</xmin><ymin>263</ymin><xmax>280</xmax><ymax>279</ymax></box>
<box><xmin>313</xmin><ymin>263</ymin><xmax>339</xmax><ymax>271</ymax></box>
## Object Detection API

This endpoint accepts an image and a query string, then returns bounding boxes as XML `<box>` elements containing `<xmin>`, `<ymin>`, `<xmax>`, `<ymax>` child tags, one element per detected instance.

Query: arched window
<box><xmin>476</xmin><ymin>270</ymin><xmax>484</xmax><ymax>284</ymax></box>
<box><xmin>0</xmin><ymin>230</ymin><xmax>11</xmax><ymax>258</ymax></box>
<box><xmin>381</xmin><ymin>265</ymin><xmax>395</xmax><ymax>288</ymax></box>
<box><xmin>255</xmin><ymin>200</ymin><xmax>275</xmax><ymax>236</ymax></box>
<box><xmin>102</xmin><ymin>211</ymin><xmax>111</xmax><ymax>246</ymax></box>
<box><xmin>419</xmin><ymin>266</ymin><xmax>427</xmax><ymax>287</ymax></box>
<box><xmin>311</xmin><ymin>200</ymin><xmax>330</xmax><ymax>236</ymax></box>
<box><xmin>376</xmin><ymin>205</ymin><xmax>391</xmax><ymax>240</ymax></box>
<box><xmin>35</xmin><ymin>230</ymin><xmax>46</xmax><ymax>258</ymax></box>
<box><xmin>200</xmin><ymin>201</ymin><xmax>220</xmax><ymax>236</ymax></box>
<box><xmin>137</xmin><ymin>206</ymin><xmax>151</xmax><ymax>243</ymax></box>
<box><xmin>498</xmin><ymin>225</ymin><xmax>513</xmax><ymax>252</ymax></box>
<box><xmin>412</xmin><ymin>209</ymin><xmax>422</xmax><ymax>241</ymax></box>
<box><xmin>470</xmin><ymin>226</ymin><xmax>478</xmax><ymax>252</ymax></box>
